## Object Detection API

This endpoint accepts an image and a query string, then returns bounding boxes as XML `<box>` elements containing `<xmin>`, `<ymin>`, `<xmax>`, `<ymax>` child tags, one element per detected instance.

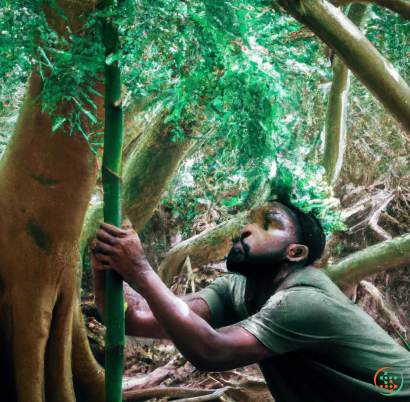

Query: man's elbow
<box><xmin>191</xmin><ymin>356</ymin><xmax>230</xmax><ymax>372</ymax></box>
<box><xmin>186</xmin><ymin>343</ymin><xmax>230</xmax><ymax>372</ymax></box>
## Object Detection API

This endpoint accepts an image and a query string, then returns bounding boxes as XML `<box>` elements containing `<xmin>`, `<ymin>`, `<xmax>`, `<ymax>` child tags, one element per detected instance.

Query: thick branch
<box><xmin>279</xmin><ymin>0</ymin><xmax>410</xmax><ymax>133</ymax></box>
<box><xmin>330</xmin><ymin>0</ymin><xmax>410</xmax><ymax>22</ymax></box>
<box><xmin>322</xmin><ymin>233</ymin><xmax>410</xmax><ymax>288</ymax></box>
<box><xmin>122</xmin><ymin>115</ymin><xmax>199</xmax><ymax>230</ymax></box>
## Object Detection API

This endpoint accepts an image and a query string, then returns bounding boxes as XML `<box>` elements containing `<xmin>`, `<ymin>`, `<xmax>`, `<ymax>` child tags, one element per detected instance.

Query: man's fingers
<box><xmin>95</xmin><ymin>240</ymin><xmax>113</xmax><ymax>255</ymax></box>
<box><xmin>93</xmin><ymin>248</ymin><xmax>111</xmax><ymax>266</ymax></box>
<box><xmin>97</xmin><ymin>228</ymin><xmax>117</xmax><ymax>246</ymax></box>
<box><xmin>100</xmin><ymin>222</ymin><xmax>126</xmax><ymax>237</ymax></box>
<box><xmin>95</xmin><ymin>254</ymin><xmax>111</xmax><ymax>266</ymax></box>
<box><xmin>91</xmin><ymin>250</ymin><xmax>109</xmax><ymax>269</ymax></box>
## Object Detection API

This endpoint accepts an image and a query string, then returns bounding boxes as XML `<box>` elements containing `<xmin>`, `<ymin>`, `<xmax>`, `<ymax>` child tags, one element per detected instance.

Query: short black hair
<box><xmin>269</xmin><ymin>200</ymin><xmax>326</xmax><ymax>266</ymax></box>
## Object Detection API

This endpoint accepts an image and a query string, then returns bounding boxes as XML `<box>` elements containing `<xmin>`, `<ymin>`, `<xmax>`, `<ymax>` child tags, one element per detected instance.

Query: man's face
<box><xmin>226</xmin><ymin>202</ymin><xmax>300</xmax><ymax>276</ymax></box>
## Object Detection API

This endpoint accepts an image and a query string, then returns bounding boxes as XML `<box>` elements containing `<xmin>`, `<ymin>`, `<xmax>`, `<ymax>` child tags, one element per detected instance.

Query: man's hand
<box><xmin>93</xmin><ymin>222</ymin><xmax>151</xmax><ymax>283</ymax></box>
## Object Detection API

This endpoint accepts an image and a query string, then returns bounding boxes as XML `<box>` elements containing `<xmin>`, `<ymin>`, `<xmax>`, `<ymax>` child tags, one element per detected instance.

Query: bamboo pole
<box><xmin>102</xmin><ymin>10</ymin><xmax>125</xmax><ymax>402</ymax></box>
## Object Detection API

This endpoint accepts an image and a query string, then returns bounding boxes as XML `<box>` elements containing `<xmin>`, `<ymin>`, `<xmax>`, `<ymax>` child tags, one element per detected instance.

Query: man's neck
<box><xmin>244</xmin><ymin>262</ymin><xmax>305</xmax><ymax>313</ymax></box>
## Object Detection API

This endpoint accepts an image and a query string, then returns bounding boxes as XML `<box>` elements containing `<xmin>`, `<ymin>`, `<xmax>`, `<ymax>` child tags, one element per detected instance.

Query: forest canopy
<box><xmin>6</xmin><ymin>0</ymin><xmax>409</xmax><ymax>237</ymax></box>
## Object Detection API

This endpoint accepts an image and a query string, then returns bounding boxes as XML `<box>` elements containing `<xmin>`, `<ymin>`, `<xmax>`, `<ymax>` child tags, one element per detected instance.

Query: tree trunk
<box><xmin>278</xmin><ymin>0</ymin><xmax>410</xmax><ymax>133</ymax></box>
<box><xmin>0</xmin><ymin>72</ymin><xmax>104</xmax><ymax>401</ymax></box>
<box><xmin>322</xmin><ymin>4</ymin><xmax>368</xmax><ymax>184</ymax></box>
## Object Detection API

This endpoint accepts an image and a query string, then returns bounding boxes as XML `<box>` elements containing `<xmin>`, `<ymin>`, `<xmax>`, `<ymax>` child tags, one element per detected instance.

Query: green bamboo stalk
<box><xmin>102</xmin><ymin>12</ymin><xmax>125</xmax><ymax>402</ymax></box>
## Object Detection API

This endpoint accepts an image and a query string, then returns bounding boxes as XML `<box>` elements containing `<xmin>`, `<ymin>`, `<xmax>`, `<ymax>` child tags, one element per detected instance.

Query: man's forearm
<box><xmin>133</xmin><ymin>264</ymin><xmax>220</xmax><ymax>367</ymax></box>
<box><xmin>94</xmin><ymin>270</ymin><xmax>202</xmax><ymax>339</ymax></box>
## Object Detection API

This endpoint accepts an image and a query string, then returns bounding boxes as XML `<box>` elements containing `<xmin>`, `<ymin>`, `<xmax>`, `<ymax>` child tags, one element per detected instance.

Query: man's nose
<box><xmin>240</xmin><ymin>225</ymin><xmax>253</xmax><ymax>239</ymax></box>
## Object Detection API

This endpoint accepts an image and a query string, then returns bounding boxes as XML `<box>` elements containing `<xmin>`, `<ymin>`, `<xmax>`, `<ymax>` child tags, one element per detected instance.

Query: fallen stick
<box><xmin>176</xmin><ymin>388</ymin><xmax>228</xmax><ymax>402</ymax></box>
<box><xmin>122</xmin><ymin>386</ymin><xmax>225</xmax><ymax>401</ymax></box>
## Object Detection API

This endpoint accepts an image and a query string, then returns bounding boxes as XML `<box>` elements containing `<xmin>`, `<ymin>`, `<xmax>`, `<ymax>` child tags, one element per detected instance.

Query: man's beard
<box><xmin>226</xmin><ymin>240</ymin><xmax>286</xmax><ymax>278</ymax></box>
<box><xmin>226</xmin><ymin>258</ymin><xmax>277</xmax><ymax>277</ymax></box>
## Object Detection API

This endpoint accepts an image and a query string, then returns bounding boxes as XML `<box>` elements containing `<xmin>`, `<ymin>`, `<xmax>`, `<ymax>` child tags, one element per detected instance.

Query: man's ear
<box><xmin>286</xmin><ymin>244</ymin><xmax>308</xmax><ymax>262</ymax></box>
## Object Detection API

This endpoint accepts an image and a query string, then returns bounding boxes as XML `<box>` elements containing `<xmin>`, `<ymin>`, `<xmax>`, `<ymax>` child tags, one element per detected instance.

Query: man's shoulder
<box><xmin>265</xmin><ymin>267</ymin><xmax>351</xmax><ymax>319</ymax></box>
<box><xmin>207</xmin><ymin>272</ymin><xmax>246</xmax><ymax>288</ymax></box>
<box><xmin>281</xmin><ymin>266</ymin><xmax>341</xmax><ymax>294</ymax></box>
<box><xmin>199</xmin><ymin>273</ymin><xmax>246</xmax><ymax>302</ymax></box>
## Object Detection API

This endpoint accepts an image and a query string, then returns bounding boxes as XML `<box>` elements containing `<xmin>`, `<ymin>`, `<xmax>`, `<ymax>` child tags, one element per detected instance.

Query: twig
<box><xmin>184</xmin><ymin>255</ymin><xmax>196</xmax><ymax>294</ymax></box>
<box><xmin>175</xmin><ymin>387</ymin><xmax>228</xmax><ymax>402</ymax></box>
<box><xmin>122</xmin><ymin>386</ymin><xmax>227</xmax><ymax>401</ymax></box>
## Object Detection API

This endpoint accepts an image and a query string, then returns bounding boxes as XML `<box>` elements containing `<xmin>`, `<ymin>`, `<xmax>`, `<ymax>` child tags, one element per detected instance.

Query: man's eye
<box><xmin>264</xmin><ymin>216</ymin><xmax>284</xmax><ymax>230</ymax></box>
<box><xmin>264</xmin><ymin>216</ymin><xmax>273</xmax><ymax>230</ymax></box>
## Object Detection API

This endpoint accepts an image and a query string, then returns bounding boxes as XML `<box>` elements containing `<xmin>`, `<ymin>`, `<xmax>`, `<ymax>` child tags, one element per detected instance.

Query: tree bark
<box><xmin>278</xmin><ymin>0</ymin><xmax>410</xmax><ymax>133</ymax></box>
<box><xmin>0</xmin><ymin>71</ymin><xmax>104</xmax><ymax>401</ymax></box>
<box><xmin>122</xmin><ymin>118</ymin><xmax>201</xmax><ymax>230</ymax></box>
<box><xmin>322</xmin><ymin>4</ymin><xmax>368</xmax><ymax>184</ymax></box>
<box><xmin>323</xmin><ymin>55</ymin><xmax>350</xmax><ymax>184</ymax></box>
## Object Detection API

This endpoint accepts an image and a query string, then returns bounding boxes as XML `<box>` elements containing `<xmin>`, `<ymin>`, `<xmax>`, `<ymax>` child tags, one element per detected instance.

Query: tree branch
<box><xmin>329</xmin><ymin>0</ymin><xmax>410</xmax><ymax>22</ymax></box>
<box><xmin>322</xmin><ymin>233</ymin><xmax>410</xmax><ymax>288</ymax></box>
<box><xmin>278</xmin><ymin>0</ymin><xmax>410</xmax><ymax>133</ymax></box>
<box><xmin>322</xmin><ymin>54</ymin><xmax>350</xmax><ymax>184</ymax></box>
<box><xmin>323</xmin><ymin>4</ymin><xmax>368</xmax><ymax>185</ymax></box>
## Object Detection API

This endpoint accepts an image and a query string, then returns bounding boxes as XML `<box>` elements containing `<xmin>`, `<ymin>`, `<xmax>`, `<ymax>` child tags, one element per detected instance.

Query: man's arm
<box><xmin>130</xmin><ymin>267</ymin><xmax>276</xmax><ymax>371</ymax></box>
<box><xmin>92</xmin><ymin>252</ymin><xmax>211</xmax><ymax>339</ymax></box>
<box><xmin>94</xmin><ymin>223</ymin><xmax>276</xmax><ymax>371</ymax></box>
<box><xmin>124</xmin><ymin>290</ymin><xmax>212</xmax><ymax>339</ymax></box>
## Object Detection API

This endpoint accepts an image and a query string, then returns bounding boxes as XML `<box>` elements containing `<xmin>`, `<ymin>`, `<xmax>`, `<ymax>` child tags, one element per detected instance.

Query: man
<box><xmin>92</xmin><ymin>201</ymin><xmax>410</xmax><ymax>401</ymax></box>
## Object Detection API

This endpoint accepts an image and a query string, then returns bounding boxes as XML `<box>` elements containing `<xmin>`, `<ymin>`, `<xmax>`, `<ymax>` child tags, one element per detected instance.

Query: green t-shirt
<box><xmin>199</xmin><ymin>267</ymin><xmax>410</xmax><ymax>401</ymax></box>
